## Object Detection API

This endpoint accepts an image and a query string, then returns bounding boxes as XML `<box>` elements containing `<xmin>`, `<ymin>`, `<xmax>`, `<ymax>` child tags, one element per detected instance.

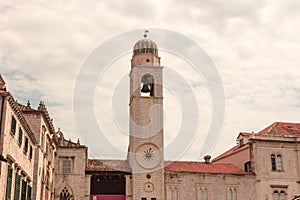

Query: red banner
<box><xmin>90</xmin><ymin>195</ymin><xmax>126</xmax><ymax>200</ymax></box>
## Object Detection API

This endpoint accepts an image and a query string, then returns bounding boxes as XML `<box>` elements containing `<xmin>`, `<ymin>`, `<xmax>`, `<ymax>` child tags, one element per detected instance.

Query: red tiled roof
<box><xmin>212</xmin><ymin>143</ymin><xmax>249</xmax><ymax>162</ymax></box>
<box><xmin>87</xmin><ymin>159</ymin><xmax>251</xmax><ymax>175</ymax></box>
<box><xmin>258</xmin><ymin>122</ymin><xmax>300</xmax><ymax>137</ymax></box>
<box><xmin>238</xmin><ymin>132</ymin><xmax>251</xmax><ymax>137</ymax></box>
<box><xmin>165</xmin><ymin>161</ymin><xmax>251</xmax><ymax>175</ymax></box>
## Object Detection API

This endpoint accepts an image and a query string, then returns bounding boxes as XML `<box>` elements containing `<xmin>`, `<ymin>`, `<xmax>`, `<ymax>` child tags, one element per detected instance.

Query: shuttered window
<box><xmin>11</xmin><ymin>116</ymin><xmax>17</xmax><ymax>134</ymax></box>
<box><xmin>18</xmin><ymin>129</ymin><xmax>23</xmax><ymax>145</ymax></box>
<box><xmin>14</xmin><ymin>173</ymin><xmax>21</xmax><ymax>200</ymax></box>
<box><xmin>24</xmin><ymin>137</ymin><xmax>28</xmax><ymax>153</ymax></box>
<box><xmin>5</xmin><ymin>165</ymin><xmax>13</xmax><ymax>200</ymax></box>
<box><xmin>21</xmin><ymin>179</ymin><xmax>27</xmax><ymax>200</ymax></box>
<box><xmin>29</xmin><ymin>146</ymin><xmax>33</xmax><ymax>159</ymax></box>
<box><xmin>26</xmin><ymin>185</ymin><xmax>32</xmax><ymax>200</ymax></box>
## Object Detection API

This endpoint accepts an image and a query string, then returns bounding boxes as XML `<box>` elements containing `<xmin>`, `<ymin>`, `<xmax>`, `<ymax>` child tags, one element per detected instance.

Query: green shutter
<box><xmin>11</xmin><ymin>116</ymin><xmax>16</xmax><ymax>134</ymax></box>
<box><xmin>21</xmin><ymin>179</ymin><xmax>27</xmax><ymax>200</ymax></box>
<box><xmin>26</xmin><ymin>185</ymin><xmax>31</xmax><ymax>200</ymax></box>
<box><xmin>14</xmin><ymin>173</ymin><xmax>21</xmax><ymax>200</ymax></box>
<box><xmin>5</xmin><ymin>165</ymin><xmax>13</xmax><ymax>200</ymax></box>
<box><xmin>24</xmin><ymin>138</ymin><xmax>28</xmax><ymax>153</ymax></box>
<box><xmin>29</xmin><ymin>146</ymin><xmax>33</xmax><ymax>159</ymax></box>
<box><xmin>18</xmin><ymin>129</ymin><xmax>23</xmax><ymax>144</ymax></box>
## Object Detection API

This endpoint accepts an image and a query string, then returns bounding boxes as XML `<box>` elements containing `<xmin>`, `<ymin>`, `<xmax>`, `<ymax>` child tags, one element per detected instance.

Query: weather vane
<box><xmin>143</xmin><ymin>30</ymin><xmax>149</xmax><ymax>38</ymax></box>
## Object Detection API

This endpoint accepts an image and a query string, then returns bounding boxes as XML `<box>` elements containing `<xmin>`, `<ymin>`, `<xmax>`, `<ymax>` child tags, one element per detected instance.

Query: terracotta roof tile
<box><xmin>87</xmin><ymin>159</ymin><xmax>251</xmax><ymax>175</ymax></box>
<box><xmin>212</xmin><ymin>144</ymin><xmax>249</xmax><ymax>162</ymax></box>
<box><xmin>258</xmin><ymin>122</ymin><xmax>300</xmax><ymax>137</ymax></box>
<box><xmin>238</xmin><ymin>132</ymin><xmax>251</xmax><ymax>137</ymax></box>
<box><xmin>165</xmin><ymin>161</ymin><xmax>251</xmax><ymax>175</ymax></box>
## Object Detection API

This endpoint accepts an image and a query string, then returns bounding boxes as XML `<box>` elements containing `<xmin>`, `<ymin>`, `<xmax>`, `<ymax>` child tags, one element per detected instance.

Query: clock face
<box><xmin>136</xmin><ymin>143</ymin><xmax>161</xmax><ymax>169</ymax></box>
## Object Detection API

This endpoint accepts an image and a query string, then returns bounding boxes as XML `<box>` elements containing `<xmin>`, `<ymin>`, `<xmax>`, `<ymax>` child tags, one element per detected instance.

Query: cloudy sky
<box><xmin>1</xmin><ymin>0</ymin><xmax>300</xmax><ymax>161</ymax></box>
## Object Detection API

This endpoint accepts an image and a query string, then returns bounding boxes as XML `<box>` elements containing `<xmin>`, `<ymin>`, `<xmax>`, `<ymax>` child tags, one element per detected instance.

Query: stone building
<box><xmin>0</xmin><ymin>77</ymin><xmax>36</xmax><ymax>200</ymax></box>
<box><xmin>53</xmin><ymin>128</ymin><xmax>90</xmax><ymax>200</ymax></box>
<box><xmin>213</xmin><ymin>122</ymin><xmax>300</xmax><ymax>200</ymax></box>
<box><xmin>0</xmin><ymin>35</ymin><xmax>300</xmax><ymax>200</ymax></box>
<box><xmin>18</xmin><ymin>100</ymin><xmax>56</xmax><ymax>200</ymax></box>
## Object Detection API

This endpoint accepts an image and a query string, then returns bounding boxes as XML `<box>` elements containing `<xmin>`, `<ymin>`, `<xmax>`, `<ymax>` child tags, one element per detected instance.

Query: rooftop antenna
<box><xmin>143</xmin><ymin>30</ymin><xmax>149</xmax><ymax>38</ymax></box>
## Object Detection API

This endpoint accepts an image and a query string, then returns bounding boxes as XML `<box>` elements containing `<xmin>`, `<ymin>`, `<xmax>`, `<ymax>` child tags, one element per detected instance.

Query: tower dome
<box><xmin>133</xmin><ymin>33</ymin><xmax>158</xmax><ymax>55</ymax></box>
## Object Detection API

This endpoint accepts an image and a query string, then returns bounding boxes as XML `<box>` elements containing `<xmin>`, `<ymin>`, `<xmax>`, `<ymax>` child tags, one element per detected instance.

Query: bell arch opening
<box><xmin>141</xmin><ymin>74</ymin><xmax>154</xmax><ymax>97</ymax></box>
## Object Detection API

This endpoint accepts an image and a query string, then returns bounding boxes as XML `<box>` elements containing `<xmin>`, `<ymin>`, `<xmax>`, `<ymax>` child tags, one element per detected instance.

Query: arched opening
<box><xmin>279</xmin><ymin>191</ymin><xmax>286</xmax><ymax>200</ymax></box>
<box><xmin>141</xmin><ymin>74</ymin><xmax>154</xmax><ymax>97</ymax></box>
<box><xmin>59</xmin><ymin>186</ymin><xmax>73</xmax><ymax>200</ymax></box>
<box><xmin>274</xmin><ymin>190</ymin><xmax>279</xmax><ymax>200</ymax></box>
<box><xmin>277</xmin><ymin>155</ymin><xmax>282</xmax><ymax>171</ymax></box>
<box><xmin>271</xmin><ymin>154</ymin><xmax>276</xmax><ymax>170</ymax></box>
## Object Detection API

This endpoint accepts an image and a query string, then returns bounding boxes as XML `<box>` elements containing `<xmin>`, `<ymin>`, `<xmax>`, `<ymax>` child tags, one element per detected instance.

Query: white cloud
<box><xmin>0</xmin><ymin>0</ymin><xmax>300</xmax><ymax>161</ymax></box>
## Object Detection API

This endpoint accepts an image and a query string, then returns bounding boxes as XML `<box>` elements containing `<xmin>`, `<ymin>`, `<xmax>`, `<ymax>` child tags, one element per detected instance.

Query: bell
<box><xmin>141</xmin><ymin>84</ymin><xmax>151</xmax><ymax>93</ymax></box>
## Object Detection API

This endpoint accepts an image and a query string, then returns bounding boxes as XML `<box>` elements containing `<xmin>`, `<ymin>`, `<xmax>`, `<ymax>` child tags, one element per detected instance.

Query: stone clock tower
<box><xmin>127</xmin><ymin>33</ymin><xmax>165</xmax><ymax>200</ymax></box>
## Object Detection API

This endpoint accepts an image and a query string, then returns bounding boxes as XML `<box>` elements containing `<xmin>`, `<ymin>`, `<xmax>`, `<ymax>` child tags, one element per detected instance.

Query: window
<box><xmin>24</xmin><ymin>137</ymin><xmax>29</xmax><ymax>153</ymax></box>
<box><xmin>29</xmin><ymin>146</ymin><xmax>33</xmax><ymax>159</ymax></box>
<box><xmin>273</xmin><ymin>190</ymin><xmax>286</xmax><ymax>200</ymax></box>
<box><xmin>274</xmin><ymin>191</ymin><xmax>279</xmax><ymax>200</ymax></box>
<box><xmin>167</xmin><ymin>186</ymin><xmax>180</xmax><ymax>200</ymax></box>
<box><xmin>277</xmin><ymin>155</ymin><xmax>282</xmax><ymax>171</ymax></box>
<box><xmin>151</xmin><ymin>198</ymin><xmax>157</xmax><ymax>200</ymax></box>
<box><xmin>197</xmin><ymin>186</ymin><xmax>209</xmax><ymax>200</ymax></box>
<box><xmin>244</xmin><ymin>161</ymin><xmax>251</xmax><ymax>172</ymax></box>
<box><xmin>280</xmin><ymin>191</ymin><xmax>286</xmax><ymax>200</ymax></box>
<box><xmin>271</xmin><ymin>154</ymin><xmax>276</xmax><ymax>170</ymax></box>
<box><xmin>27</xmin><ymin>185</ymin><xmax>32</xmax><ymax>200</ymax></box>
<box><xmin>271</xmin><ymin>154</ymin><xmax>283</xmax><ymax>171</ymax></box>
<box><xmin>141</xmin><ymin>198</ymin><xmax>146</xmax><ymax>200</ymax></box>
<box><xmin>18</xmin><ymin>128</ymin><xmax>23</xmax><ymax>145</ymax></box>
<box><xmin>6</xmin><ymin>165</ymin><xmax>13</xmax><ymax>200</ymax></box>
<box><xmin>227</xmin><ymin>187</ymin><xmax>238</xmax><ymax>200</ymax></box>
<box><xmin>174</xmin><ymin>188</ymin><xmax>178</xmax><ymax>200</ymax></box>
<box><xmin>62</xmin><ymin>160</ymin><xmax>71</xmax><ymax>174</ymax></box>
<box><xmin>239</xmin><ymin>139</ymin><xmax>244</xmax><ymax>146</ymax></box>
<box><xmin>60</xmin><ymin>187</ymin><xmax>72</xmax><ymax>200</ymax></box>
<box><xmin>11</xmin><ymin>115</ymin><xmax>17</xmax><ymax>134</ymax></box>
<box><xmin>14</xmin><ymin>173</ymin><xmax>21</xmax><ymax>200</ymax></box>
<box><xmin>21</xmin><ymin>179</ymin><xmax>27</xmax><ymax>200</ymax></box>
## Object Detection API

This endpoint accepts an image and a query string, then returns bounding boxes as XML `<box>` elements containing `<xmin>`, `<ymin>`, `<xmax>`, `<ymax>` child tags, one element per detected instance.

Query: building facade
<box><xmin>0</xmin><ymin>78</ymin><xmax>36</xmax><ymax>200</ymax></box>
<box><xmin>0</xmin><ymin>35</ymin><xmax>299</xmax><ymax>200</ymax></box>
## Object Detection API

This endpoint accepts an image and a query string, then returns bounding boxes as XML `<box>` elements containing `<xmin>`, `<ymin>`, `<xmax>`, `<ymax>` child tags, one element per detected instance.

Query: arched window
<box><xmin>198</xmin><ymin>189</ymin><xmax>203</xmax><ymax>200</ymax></box>
<box><xmin>60</xmin><ymin>187</ymin><xmax>72</xmax><ymax>200</ymax></box>
<box><xmin>274</xmin><ymin>191</ymin><xmax>279</xmax><ymax>200</ymax></box>
<box><xmin>174</xmin><ymin>188</ymin><xmax>178</xmax><ymax>200</ymax></box>
<box><xmin>277</xmin><ymin>155</ymin><xmax>282</xmax><ymax>171</ymax></box>
<box><xmin>228</xmin><ymin>188</ymin><xmax>233</xmax><ymax>200</ymax></box>
<box><xmin>197</xmin><ymin>187</ymin><xmax>209</xmax><ymax>200</ymax></box>
<box><xmin>141</xmin><ymin>74</ymin><xmax>154</xmax><ymax>97</ymax></box>
<box><xmin>233</xmin><ymin>188</ymin><xmax>238</xmax><ymax>200</ymax></box>
<box><xmin>271</xmin><ymin>154</ymin><xmax>276</xmax><ymax>171</ymax></box>
<box><xmin>203</xmin><ymin>188</ymin><xmax>208</xmax><ymax>200</ymax></box>
<box><xmin>279</xmin><ymin>191</ymin><xmax>286</xmax><ymax>200</ymax></box>
<box><xmin>168</xmin><ymin>187</ymin><xmax>172</xmax><ymax>200</ymax></box>
<box><xmin>227</xmin><ymin>187</ymin><xmax>238</xmax><ymax>200</ymax></box>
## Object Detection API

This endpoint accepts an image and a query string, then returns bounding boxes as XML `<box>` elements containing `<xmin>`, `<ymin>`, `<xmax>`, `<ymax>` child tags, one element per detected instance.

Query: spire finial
<box><xmin>143</xmin><ymin>30</ymin><xmax>149</xmax><ymax>38</ymax></box>
<box><xmin>25</xmin><ymin>100</ymin><xmax>31</xmax><ymax>110</ymax></box>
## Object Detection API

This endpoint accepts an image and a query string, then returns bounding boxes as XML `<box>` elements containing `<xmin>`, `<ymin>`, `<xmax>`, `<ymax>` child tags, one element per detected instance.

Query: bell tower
<box><xmin>128</xmin><ymin>32</ymin><xmax>165</xmax><ymax>200</ymax></box>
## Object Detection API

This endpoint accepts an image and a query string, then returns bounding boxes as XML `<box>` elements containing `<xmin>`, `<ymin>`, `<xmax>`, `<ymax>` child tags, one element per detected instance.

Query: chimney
<box><xmin>204</xmin><ymin>155</ymin><xmax>211</xmax><ymax>164</ymax></box>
